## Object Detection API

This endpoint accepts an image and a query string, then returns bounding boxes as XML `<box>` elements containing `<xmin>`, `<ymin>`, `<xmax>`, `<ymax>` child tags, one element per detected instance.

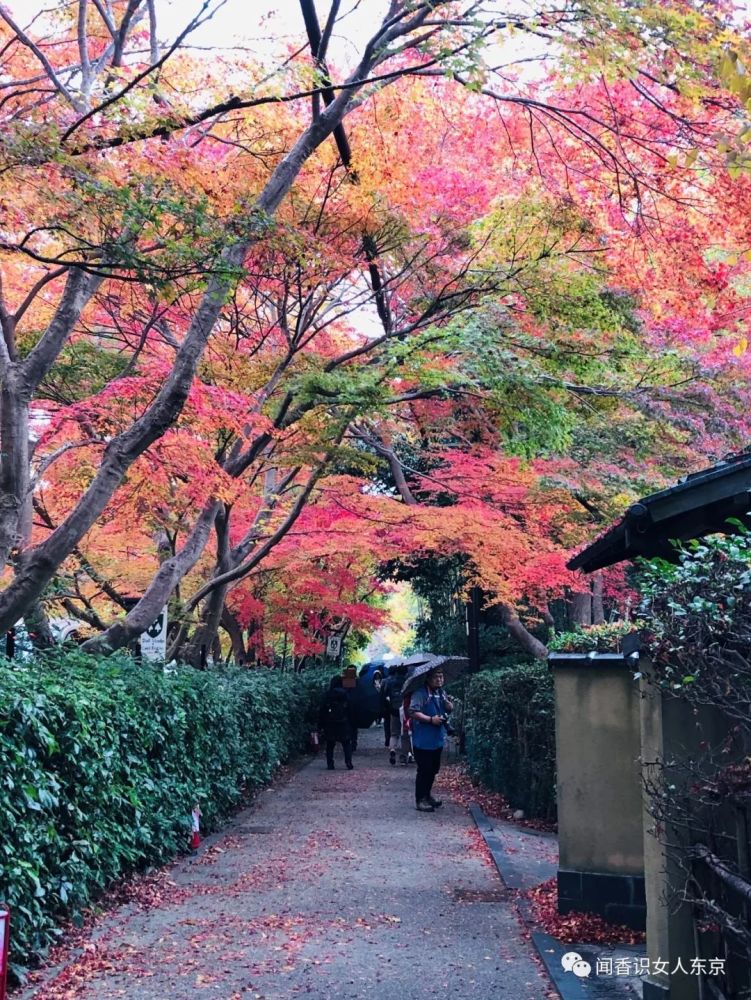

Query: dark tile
<box><xmin>642</xmin><ymin>980</ymin><xmax>670</xmax><ymax>1000</ymax></box>
<box><xmin>558</xmin><ymin>868</ymin><xmax>583</xmax><ymax>901</ymax></box>
<box><xmin>604</xmin><ymin>902</ymin><xmax>647</xmax><ymax>931</ymax></box>
<box><xmin>558</xmin><ymin>897</ymin><xmax>586</xmax><ymax>916</ymax></box>
<box><xmin>582</xmin><ymin>872</ymin><xmax>631</xmax><ymax>907</ymax></box>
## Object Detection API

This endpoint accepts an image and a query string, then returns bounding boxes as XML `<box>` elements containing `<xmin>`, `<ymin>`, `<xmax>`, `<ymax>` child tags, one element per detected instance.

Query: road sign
<box><xmin>326</xmin><ymin>635</ymin><xmax>342</xmax><ymax>658</ymax></box>
<box><xmin>140</xmin><ymin>607</ymin><xmax>168</xmax><ymax>661</ymax></box>
<box><xmin>0</xmin><ymin>906</ymin><xmax>9</xmax><ymax>1000</ymax></box>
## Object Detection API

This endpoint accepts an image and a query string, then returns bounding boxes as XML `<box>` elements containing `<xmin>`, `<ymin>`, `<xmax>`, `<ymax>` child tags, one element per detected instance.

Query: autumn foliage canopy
<box><xmin>0</xmin><ymin>0</ymin><xmax>749</xmax><ymax>663</ymax></box>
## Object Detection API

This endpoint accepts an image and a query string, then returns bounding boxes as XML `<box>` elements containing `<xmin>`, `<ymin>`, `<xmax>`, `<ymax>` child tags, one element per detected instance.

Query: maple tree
<box><xmin>0</xmin><ymin>1</ymin><xmax>747</xmax><ymax>662</ymax></box>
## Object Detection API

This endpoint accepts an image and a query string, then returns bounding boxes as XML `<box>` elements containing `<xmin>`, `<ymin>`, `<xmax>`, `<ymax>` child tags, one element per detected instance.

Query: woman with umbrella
<box><xmin>405</xmin><ymin>659</ymin><xmax>456</xmax><ymax>812</ymax></box>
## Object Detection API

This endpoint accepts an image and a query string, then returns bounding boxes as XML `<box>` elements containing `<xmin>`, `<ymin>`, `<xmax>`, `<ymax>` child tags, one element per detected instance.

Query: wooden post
<box><xmin>467</xmin><ymin>586</ymin><xmax>481</xmax><ymax>673</ymax></box>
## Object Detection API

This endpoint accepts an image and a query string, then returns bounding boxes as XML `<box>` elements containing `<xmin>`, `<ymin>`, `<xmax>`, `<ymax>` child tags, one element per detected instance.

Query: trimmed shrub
<box><xmin>464</xmin><ymin>662</ymin><xmax>556</xmax><ymax>820</ymax></box>
<box><xmin>0</xmin><ymin>651</ymin><xmax>327</xmax><ymax>978</ymax></box>
<box><xmin>547</xmin><ymin>621</ymin><xmax>633</xmax><ymax>653</ymax></box>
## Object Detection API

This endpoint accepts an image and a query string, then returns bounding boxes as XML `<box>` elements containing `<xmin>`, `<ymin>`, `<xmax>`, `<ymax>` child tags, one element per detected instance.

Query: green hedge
<box><xmin>0</xmin><ymin>652</ymin><xmax>327</xmax><ymax>979</ymax></box>
<box><xmin>464</xmin><ymin>663</ymin><xmax>556</xmax><ymax>820</ymax></box>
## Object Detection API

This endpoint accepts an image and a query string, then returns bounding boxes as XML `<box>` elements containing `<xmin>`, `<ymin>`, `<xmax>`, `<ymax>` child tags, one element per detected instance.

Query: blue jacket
<box><xmin>408</xmin><ymin>685</ymin><xmax>449</xmax><ymax>750</ymax></box>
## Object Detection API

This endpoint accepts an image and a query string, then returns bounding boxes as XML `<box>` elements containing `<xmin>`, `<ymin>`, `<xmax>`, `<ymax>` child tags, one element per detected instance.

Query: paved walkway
<box><xmin>27</xmin><ymin>728</ymin><xmax>554</xmax><ymax>1000</ymax></box>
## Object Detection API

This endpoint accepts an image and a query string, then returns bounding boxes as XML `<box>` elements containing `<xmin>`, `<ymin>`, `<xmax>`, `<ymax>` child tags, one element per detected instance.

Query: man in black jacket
<box><xmin>318</xmin><ymin>675</ymin><xmax>356</xmax><ymax>770</ymax></box>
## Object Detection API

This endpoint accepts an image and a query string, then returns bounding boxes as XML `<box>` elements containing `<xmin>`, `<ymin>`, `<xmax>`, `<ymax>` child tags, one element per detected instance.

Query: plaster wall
<box><xmin>554</xmin><ymin>659</ymin><xmax>643</xmax><ymax>875</ymax></box>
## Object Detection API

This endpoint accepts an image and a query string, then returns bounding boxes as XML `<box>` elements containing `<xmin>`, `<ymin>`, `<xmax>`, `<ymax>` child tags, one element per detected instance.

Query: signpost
<box><xmin>140</xmin><ymin>607</ymin><xmax>168</xmax><ymax>661</ymax></box>
<box><xmin>0</xmin><ymin>906</ymin><xmax>9</xmax><ymax>1000</ymax></box>
<box><xmin>326</xmin><ymin>635</ymin><xmax>342</xmax><ymax>659</ymax></box>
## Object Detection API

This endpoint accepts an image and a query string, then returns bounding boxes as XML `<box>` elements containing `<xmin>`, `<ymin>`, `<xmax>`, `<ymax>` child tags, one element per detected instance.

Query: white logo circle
<box><xmin>561</xmin><ymin>952</ymin><xmax>582</xmax><ymax>972</ymax></box>
<box><xmin>572</xmin><ymin>960</ymin><xmax>592</xmax><ymax>978</ymax></box>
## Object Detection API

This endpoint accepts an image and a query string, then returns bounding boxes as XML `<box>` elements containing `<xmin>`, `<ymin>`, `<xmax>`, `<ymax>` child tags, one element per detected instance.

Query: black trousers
<box><xmin>414</xmin><ymin>746</ymin><xmax>442</xmax><ymax>802</ymax></box>
<box><xmin>326</xmin><ymin>738</ymin><xmax>352</xmax><ymax>768</ymax></box>
<box><xmin>383</xmin><ymin>714</ymin><xmax>391</xmax><ymax>744</ymax></box>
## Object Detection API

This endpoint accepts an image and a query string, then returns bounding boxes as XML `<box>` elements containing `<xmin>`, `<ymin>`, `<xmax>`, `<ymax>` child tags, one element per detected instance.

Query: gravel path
<box><xmin>27</xmin><ymin>728</ymin><xmax>554</xmax><ymax>1000</ymax></box>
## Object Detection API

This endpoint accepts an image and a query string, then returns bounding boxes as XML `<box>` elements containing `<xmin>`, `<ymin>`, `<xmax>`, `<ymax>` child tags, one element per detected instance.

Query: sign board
<box><xmin>140</xmin><ymin>607</ymin><xmax>168</xmax><ymax>661</ymax></box>
<box><xmin>0</xmin><ymin>906</ymin><xmax>9</xmax><ymax>1000</ymax></box>
<box><xmin>326</xmin><ymin>635</ymin><xmax>342</xmax><ymax>658</ymax></box>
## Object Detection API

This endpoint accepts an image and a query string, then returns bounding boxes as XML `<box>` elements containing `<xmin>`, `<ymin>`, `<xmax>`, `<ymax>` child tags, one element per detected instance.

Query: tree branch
<box><xmin>0</xmin><ymin>6</ymin><xmax>86</xmax><ymax>111</ymax></box>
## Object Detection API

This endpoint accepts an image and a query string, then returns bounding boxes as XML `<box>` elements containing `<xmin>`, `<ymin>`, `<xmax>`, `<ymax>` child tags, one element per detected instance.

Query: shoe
<box><xmin>327</xmin><ymin>764</ymin><xmax>335</xmax><ymax>770</ymax></box>
<box><xmin>407</xmin><ymin>753</ymin><xmax>414</xmax><ymax>765</ymax></box>
<box><xmin>389</xmin><ymin>750</ymin><xmax>396</xmax><ymax>766</ymax></box>
<box><xmin>346</xmin><ymin>763</ymin><xmax>354</xmax><ymax>770</ymax></box>
<box><xmin>428</xmin><ymin>795</ymin><xmax>443</xmax><ymax>808</ymax></box>
<box><xmin>416</xmin><ymin>799</ymin><xmax>435</xmax><ymax>812</ymax></box>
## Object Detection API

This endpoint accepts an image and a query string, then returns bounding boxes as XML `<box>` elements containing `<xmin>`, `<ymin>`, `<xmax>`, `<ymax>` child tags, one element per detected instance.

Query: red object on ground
<box><xmin>190</xmin><ymin>804</ymin><xmax>202</xmax><ymax>852</ymax></box>
<box><xmin>0</xmin><ymin>905</ymin><xmax>10</xmax><ymax>1000</ymax></box>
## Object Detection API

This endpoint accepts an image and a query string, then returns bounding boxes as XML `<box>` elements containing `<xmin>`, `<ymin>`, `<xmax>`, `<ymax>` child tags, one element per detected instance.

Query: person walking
<box><xmin>399</xmin><ymin>686</ymin><xmax>415</xmax><ymax>766</ymax></box>
<box><xmin>383</xmin><ymin>664</ymin><xmax>408</xmax><ymax>765</ymax></box>
<box><xmin>318</xmin><ymin>675</ymin><xmax>355</xmax><ymax>770</ymax></box>
<box><xmin>380</xmin><ymin>671</ymin><xmax>392</xmax><ymax>747</ymax></box>
<box><xmin>408</xmin><ymin>666</ymin><xmax>453</xmax><ymax>811</ymax></box>
<box><xmin>343</xmin><ymin>666</ymin><xmax>360</xmax><ymax>752</ymax></box>
<box><xmin>372</xmin><ymin>669</ymin><xmax>384</xmax><ymax>725</ymax></box>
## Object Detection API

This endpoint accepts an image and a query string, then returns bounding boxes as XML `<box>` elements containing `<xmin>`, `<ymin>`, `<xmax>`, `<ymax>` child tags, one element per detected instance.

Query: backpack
<box><xmin>384</xmin><ymin>677</ymin><xmax>403</xmax><ymax>713</ymax></box>
<box><xmin>324</xmin><ymin>691</ymin><xmax>349</xmax><ymax>728</ymax></box>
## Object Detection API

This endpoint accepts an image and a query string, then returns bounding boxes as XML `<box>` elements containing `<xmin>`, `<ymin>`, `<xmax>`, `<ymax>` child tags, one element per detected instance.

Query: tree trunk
<box><xmin>0</xmin><ymin>268</ymin><xmax>103</xmax><ymax>570</ymax></box>
<box><xmin>211</xmin><ymin>633</ymin><xmax>222</xmax><ymax>663</ymax></box>
<box><xmin>0</xmin><ymin>373</ymin><xmax>30</xmax><ymax>568</ymax></box>
<box><xmin>592</xmin><ymin>571</ymin><xmax>605</xmax><ymax>624</ymax></box>
<box><xmin>499</xmin><ymin>603</ymin><xmax>548</xmax><ymax>661</ymax></box>
<box><xmin>221</xmin><ymin>606</ymin><xmax>246</xmax><ymax>663</ymax></box>
<box><xmin>570</xmin><ymin>590</ymin><xmax>592</xmax><ymax>627</ymax></box>
<box><xmin>26</xmin><ymin>599</ymin><xmax>54</xmax><ymax>649</ymax></box>
<box><xmin>183</xmin><ymin>505</ymin><xmax>232</xmax><ymax>667</ymax></box>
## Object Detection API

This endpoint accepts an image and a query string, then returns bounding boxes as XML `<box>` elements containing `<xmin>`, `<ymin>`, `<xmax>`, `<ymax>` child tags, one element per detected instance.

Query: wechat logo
<box><xmin>561</xmin><ymin>952</ymin><xmax>592</xmax><ymax>978</ymax></box>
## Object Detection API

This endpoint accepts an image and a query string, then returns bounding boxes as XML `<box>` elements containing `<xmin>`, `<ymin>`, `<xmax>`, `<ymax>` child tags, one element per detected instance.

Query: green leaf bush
<box><xmin>0</xmin><ymin>651</ymin><xmax>327</xmax><ymax>979</ymax></box>
<box><xmin>547</xmin><ymin>621</ymin><xmax>633</xmax><ymax>653</ymax></box>
<box><xmin>464</xmin><ymin>663</ymin><xmax>556</xmax><ymax>820</ymax></box>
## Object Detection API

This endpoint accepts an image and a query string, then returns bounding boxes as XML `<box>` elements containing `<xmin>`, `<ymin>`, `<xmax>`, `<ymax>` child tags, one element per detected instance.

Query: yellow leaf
<box><xmin>732</xmin><ymin>336</ymin><xmax>748</xmax><ymax>358</ymax></box>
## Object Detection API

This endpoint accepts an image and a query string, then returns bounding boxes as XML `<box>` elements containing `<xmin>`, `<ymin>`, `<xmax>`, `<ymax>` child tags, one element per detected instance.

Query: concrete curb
<box><xmin>468</xmin><ymin>803</ymin><xmax>552</xmax><ymax>890</ymax></box>
<box><xmin>468</xmin><ymin>802</ymin><xmax>634</xmax><ymax>1000</ymax></box>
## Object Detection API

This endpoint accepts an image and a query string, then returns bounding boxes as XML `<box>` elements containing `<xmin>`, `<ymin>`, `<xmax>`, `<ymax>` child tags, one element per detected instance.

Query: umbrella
<box><xmin>348</xmin><ymin>668</ymin><xmax>387</xmax><ymax>728</ymax></box>
<box><xmin>400</xmin><ymin>653</ymin><xmax>469</xmax><ymax>697</ymax></box>
<box><xmin>397</xmin><ymin>651</ymin><xmax>436</xmax><ymax>668</ymax></box>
